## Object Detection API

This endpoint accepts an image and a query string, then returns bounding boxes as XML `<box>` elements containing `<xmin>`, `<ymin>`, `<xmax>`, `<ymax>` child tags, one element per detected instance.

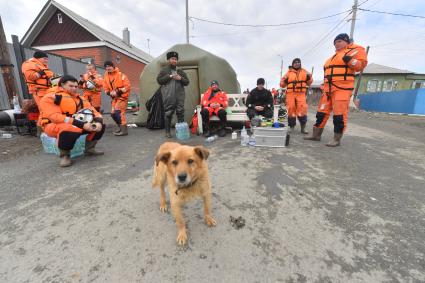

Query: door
<box><xmin>182</xmin><ymin>68</ymin><xmax>200</xmax><ymax>123</ymax></box>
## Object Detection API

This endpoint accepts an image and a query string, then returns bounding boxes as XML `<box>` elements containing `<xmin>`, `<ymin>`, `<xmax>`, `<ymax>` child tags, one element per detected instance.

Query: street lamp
<box><xmin>277</xmin><ymin>55</ymin><xmax>283</xmax><ymax>79</ymax></box>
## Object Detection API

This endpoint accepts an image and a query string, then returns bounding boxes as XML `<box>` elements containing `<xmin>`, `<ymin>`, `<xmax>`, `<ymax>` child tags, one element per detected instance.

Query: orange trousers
<box><xmin>286</xmin><ymin>91</ymin><xmax>308</xmax><ymax>127</ymax></box>
<box><xmin>44</xmin><ymin>123</ymin><xmax>103</xmax><ymax>150</ymax></box>
<box><xmin>314</xmin><ymin>89</ymin><xmax>351</xmax><ymax>133</ymax></box>
<box><xmin>111</xmin><ymin>98</ymin><xmax>127</xmax><ymax>125</ymax></box>
<box><xmin>83</xmin><ymin>91</ymin><xmax>102</xmax><ymax>111</ymax></box>
<box><xmin>31</xmin><ymin>89</ymin><xmax>48</xmax><ymax>126</ymax></box>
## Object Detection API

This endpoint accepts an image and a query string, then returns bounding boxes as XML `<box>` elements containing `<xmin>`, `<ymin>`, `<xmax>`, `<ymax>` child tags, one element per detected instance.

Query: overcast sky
<box><xmin>1</xmin><ymin>0</ymin><xmax>425</xmax><ymax>90</ymax></box>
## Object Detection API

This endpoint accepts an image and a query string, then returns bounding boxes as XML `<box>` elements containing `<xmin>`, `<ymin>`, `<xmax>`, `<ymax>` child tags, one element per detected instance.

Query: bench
<box><xmin>196</xmin><ymin>93</ymin><xmax>250</xmax><ymax>135</ymax></box>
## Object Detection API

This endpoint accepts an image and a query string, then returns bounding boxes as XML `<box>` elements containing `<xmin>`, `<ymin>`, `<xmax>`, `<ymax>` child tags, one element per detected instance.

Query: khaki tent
<box><xmin>137</xmin><ymin>43</ymin><xmax>240</xmax><ymax>125</ymax></box>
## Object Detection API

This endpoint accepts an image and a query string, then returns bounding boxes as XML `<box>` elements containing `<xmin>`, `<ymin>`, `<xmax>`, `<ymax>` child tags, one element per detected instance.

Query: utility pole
<box><xmin>278</xmin><ymin>55</ymin><xmax>283</xmax><ymax>79</ymax></box>
<box><xmin>185</xmin><ymin>0</ymin><xmax>189</xmax><ymax>44</ymax></box>
<box><xmin>350</xmin><ymin>0</ymin><xmax>358</xmax><ymax>41</ymax></box>
<box><xmin>0</xmin><ymin>16</ymin><xmax>19</xmax><ymax>108</ymax></box>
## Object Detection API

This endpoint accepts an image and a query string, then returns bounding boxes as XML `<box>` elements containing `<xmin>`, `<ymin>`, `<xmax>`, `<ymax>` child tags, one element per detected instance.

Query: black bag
<box><xmin>146</xmin><ymin>88</ymin><xmax>165</xmax><ymax>129</ymax></box>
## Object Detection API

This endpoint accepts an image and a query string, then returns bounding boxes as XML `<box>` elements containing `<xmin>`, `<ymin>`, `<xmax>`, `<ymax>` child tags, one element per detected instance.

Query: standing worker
<box><xmin>304</xmin><ymin>33</ymin><xmax>368</xmax><ymax>146</ymax></box>
<box><xmin>103</xmin><ymin>61</ymin><xmax>131</xmax><ymax>136</ymax></box>
<box><xmin>280</xmin><ymin>58</ymin><xmax>313</xmax><ymax>134</ymax></box>
<box><xmin>21</xmin><ymin>51</ymin><xmax>54</xmax><ymax>109</ymax></box>
<box><xmin>79</xmin><ymin>63</ymin><xmax>103</xmax><ymax>112</ymax></box>
<box><xmin>156</xmin><ymin>51</ymin><xmax>189</xmax><ymax>138</ymax></box>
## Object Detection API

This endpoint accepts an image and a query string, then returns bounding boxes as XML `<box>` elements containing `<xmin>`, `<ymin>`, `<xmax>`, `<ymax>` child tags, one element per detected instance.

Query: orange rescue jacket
<box><xmin>280</xmin><ymin>67</ymin><xmax>313</xmax><ymax>93</ymax></box>
<box><xmin>323</xmin><ymin>43</ymin><xmax>368</xmax><ymax>92</ymax></box>
<box><xmin>201</xmin><ymin>87</ymin><xmax>228</xmax><ymax>108</ymax></box>
<box><xmin>80</xmin><ymin>71</ymin><xmax>103</xmax><ymax>94</ymax></box>
<box><xmin>103</xmin><ymin>67</ymin><xmax>130</xmax><ymax>100</ymax></box>
<box><xmin>21</xmin><ymin>58</ymin><xmax>54</xmax><ymax>95</ymax></box>
<box><xmin>39</xmin><ymin>87</ymin><xmax>102</xmax><ymax>129</ymax></box>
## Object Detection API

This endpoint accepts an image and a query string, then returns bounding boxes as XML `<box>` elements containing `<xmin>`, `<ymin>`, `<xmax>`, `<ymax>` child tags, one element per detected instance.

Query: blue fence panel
<box><xmin>359</xmin><ymin>89</ymin><xmax>424</xmax><ymax>114</ymax></box>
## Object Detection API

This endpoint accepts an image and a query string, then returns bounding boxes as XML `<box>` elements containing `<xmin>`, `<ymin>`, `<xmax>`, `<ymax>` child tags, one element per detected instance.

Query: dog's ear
<box><xmin>194</xmin><ymin>146</ymin><xmax>210</xmax><ymax>160</ymax></box>
<box><xmin>155</xmin><ymin>152</ymin><xmax>171</xmax><ymax>166</ymax></box>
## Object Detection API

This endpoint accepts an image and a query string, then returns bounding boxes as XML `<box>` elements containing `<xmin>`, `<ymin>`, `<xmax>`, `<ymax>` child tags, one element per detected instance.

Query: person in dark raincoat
<box><xmin>156</xmin><ymin>51</ymin><xmax>189</xmax><ymax>138</ymax></box>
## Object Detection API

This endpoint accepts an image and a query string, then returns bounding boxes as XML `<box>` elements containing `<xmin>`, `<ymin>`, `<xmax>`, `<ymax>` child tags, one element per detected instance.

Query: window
<box><xmin>367</xmin><ymin>80</ymin><xmax>380</xmax><ymax>92</ymax></box>
<box><xmin>57</xmin><ymin>13</ymin><xmax>63</xmax><ymax>24</ymax></box>
<box><xmin>80</xmin><ymin>57</ymin><xmax>93</xmax><ymax>64</ymax></box>
<box><xmin>412</xmin><ymin>81</ymin><xmax>425</xmax><ymax>89</ymax></box>
<box><xmin>383</xmin><ymin>79</ymin><xmax>394</xmax><ymax>92</ymax></box>
<box><xmin>115</xmin><ymin>55</ymin><xmax>121</xmax><ymax>64</ymax></box>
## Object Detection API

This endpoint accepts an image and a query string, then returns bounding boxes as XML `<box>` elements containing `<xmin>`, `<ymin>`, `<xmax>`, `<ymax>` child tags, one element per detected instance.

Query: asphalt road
<box><xmin>0</xmin><ymin>111</ymin><xmax>424</xmax><ymax>283</ymax></box>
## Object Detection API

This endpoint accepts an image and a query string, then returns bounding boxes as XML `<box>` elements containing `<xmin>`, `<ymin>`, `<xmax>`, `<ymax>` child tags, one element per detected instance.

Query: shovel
<box><xmin>352</xmin><ymin>46</ymin><xmax>370</xmax><ymax>109</ymax></box>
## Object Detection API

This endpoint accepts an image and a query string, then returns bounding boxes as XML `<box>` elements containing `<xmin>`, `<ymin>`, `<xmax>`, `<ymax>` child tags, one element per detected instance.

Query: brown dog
<box><xmin>153</xmin><ymin>142</ymin><xmax>217</xmax><ymax>245</ymax></box>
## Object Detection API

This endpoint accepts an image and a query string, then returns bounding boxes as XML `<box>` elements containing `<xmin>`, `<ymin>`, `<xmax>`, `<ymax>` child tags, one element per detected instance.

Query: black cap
<box><xmin>59</xmin><ymin>75</ymin><xmax>78</xmax><ymax>86</ymax></box>
<box><xmin>334</xmin><ymin>33</ymin><xmax>350</xmax><ymax>44</ymax></box>
<box><xmin>33</xmin><ymin>51</ymin><xmax>48</xmax><ymax>59</ymax></box>
<box><xmin>211</xmin><ymin>80</ymin><xmax>219</xmax><ymax>86</ymax></box>
<box><xmin>257</xmin><ymin>78</ymin><xmax>265</xmax><ymax>85</ymax></box>
<box><xmin>167</xmin><ymin>51</ymin><xmax>179</xmax><ymax>60</ymax></box>
<box><xmin>292</xmin><ymin>58</ymin><xmax>301</xmax><ymax>65</ymax></box>
<box><xmin>104</xmin><ymin>60</ymin><xmax>114</xmax><ymax>67</ymax></box>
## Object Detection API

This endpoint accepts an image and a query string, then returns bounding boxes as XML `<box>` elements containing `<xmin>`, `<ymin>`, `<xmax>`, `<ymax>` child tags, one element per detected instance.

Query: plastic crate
<box><xmin>253</xmin><ymin>126</ymin><xmax>288</xmax><ymax>147</ymax></box>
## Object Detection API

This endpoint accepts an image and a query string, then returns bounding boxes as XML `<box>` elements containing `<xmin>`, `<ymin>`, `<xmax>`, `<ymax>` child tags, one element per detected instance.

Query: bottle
<box><xmin>240</xmin><ymin>126</ymin><xmax>248</xmax><ymax>146</ymax></box>
<box><xmin>205</xmin><ymin>135</ymin><xmax>218</xmax><ymax>143</ymax></box>
<box><xmin>13</xmin><ymin>96</ymin><xmax>21</xmax><ymax>113</ymax></box>
<box><xmin>182</xmin><ymin>122</ymin><xmax>190</xmax><ymax>140</ymax></box>
<box><xmin>249</xmin><ymin>135</ymin><xmax>256</xmax><ymax>146</ymax></box>
<box><xmin>231</xmin><ymin>131</ymin><xmax>237</xmax><ymax>140</ymax></box>
<box><xmin>176</xmin><ymin>122</ymin><xmax>181</xmax><ymax>140</ymax></box>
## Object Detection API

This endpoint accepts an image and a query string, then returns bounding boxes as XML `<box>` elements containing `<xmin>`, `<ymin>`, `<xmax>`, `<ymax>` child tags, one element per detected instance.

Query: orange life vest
<box><xmin>21</xmin><ymin>58</ymin><xmax>54</xmax><ymax>93</ymax></box>
<box><xmin>285</xmin><ymin>68</ymin><xmax>311</xmax><ymax>93</ymax></box>
<box><xmin>323</xmin><ymin>43</ymin><xmax>366</xmax><ymax>91</ymax></box>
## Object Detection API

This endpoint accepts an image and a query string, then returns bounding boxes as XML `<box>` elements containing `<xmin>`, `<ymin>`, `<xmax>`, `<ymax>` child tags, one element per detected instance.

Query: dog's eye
<box><xmin>172</xmin><ymin>160</ymin><xmax>178</xmax><ymax>166</ymax></box>
<box><xmin>188</xmin><ymin>159</ymin><xmax>194</xmax><ymax>165</ymax></box>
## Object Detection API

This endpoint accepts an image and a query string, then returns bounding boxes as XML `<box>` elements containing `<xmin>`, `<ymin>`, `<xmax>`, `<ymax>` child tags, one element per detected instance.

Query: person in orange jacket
<box><xmin>39</xmin><ymin>75</ymin><xmax>105</xmax><ymax>167</ymax></box>
<box><xmin>21</xmin><ymin>51</ymin><xmax>55</xmax><ymax>108</ymax></box>
<box><xmin>304</xmin><ymin>33</ymin><xmax>368</xmax><ymax>146</ymax></box>
<box><xmin>103</xmin><ymin>61</ymin><xmax>131</xmax><ymax>136</ymax></box>
<box><xmin>280</xmin><ymin>58</ymin><xmax>313</xmax><ymax>134</ymax></box>
<box><xmin>200</xmin><ymin>80</ymin><xmax>228</xmax><ymax>137</ymax></box>
<box><xmin>79</xmin><ymin>63</ymin><xmax>103</xmax><ymax>112</ymax></box>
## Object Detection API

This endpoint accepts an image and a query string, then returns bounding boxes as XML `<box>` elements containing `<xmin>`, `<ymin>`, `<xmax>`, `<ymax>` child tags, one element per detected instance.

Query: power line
<box><xmin>189</xmin><ymin>10</ymin><xmax>351</xmax><ymax>28</ymax></box>
<box><xmin>358</xmin><ymin>8</ymin><xmax>425</xmax><ymax>19</ymax></box>
<box><xmin>190</xmin><ymin>19</ymin><xmax>340</xmax><ymax>38</ymax></box>
<box><xmin>302</xmin><ymin>12</ymin><xmax>352</xmax><ymax>58</ymax></box>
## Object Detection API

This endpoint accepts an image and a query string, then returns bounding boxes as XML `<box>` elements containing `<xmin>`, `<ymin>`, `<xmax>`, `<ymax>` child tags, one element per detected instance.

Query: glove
<box><xmin>106</xmin><ymin>92</ymin><xmax>111</xmax><ymax>96</ymax></box>
<box><xmin>284</xmin><ymin>78</ymin><xmax>289</xmax><ymax>84</ymax></box>
<box><xmin>78</xmin><ymin>80</ymin><xmax>84</xmax><ymax>86</ymax></box>
<box><xmin>306</xmin><ymin>74</ymin><xmax>311</xmax><ymax>81</ymax></box>
<box><xmin>116</xmin><ymin>89</ymin><xmax>123</xmax><ymax>96</ymax></box>
<box><xmin>342</xmin><ymin>55</ymin><xmax>352</xmax><ymax>64</ymax></box>
<box><xmin>37</xmin><ymin>70</ymin><xmax>46</xmax><ymax>77</ymax></box>
<box><xmin>89</xmin><ymin>75</ymin><xmax>95</xmax><ymax>80</ymax></box>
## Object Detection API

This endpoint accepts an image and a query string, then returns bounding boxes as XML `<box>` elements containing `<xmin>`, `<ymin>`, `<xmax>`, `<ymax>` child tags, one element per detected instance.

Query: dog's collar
<box><xmin>175</xmin><ymin>178</ymin><xmax>199</xmax><ymax>195</ymax></box>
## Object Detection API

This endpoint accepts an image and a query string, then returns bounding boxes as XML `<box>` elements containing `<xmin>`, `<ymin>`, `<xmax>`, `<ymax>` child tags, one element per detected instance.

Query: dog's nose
<box><xmin>178</xmin><ymin>173</ymin><xmax>187</xmax><ymax>182</ymax></box>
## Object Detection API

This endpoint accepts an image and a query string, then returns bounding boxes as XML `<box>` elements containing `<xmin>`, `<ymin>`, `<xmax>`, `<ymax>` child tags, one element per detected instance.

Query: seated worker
<box><xmin>200</xmin><ymin>80</ymin><xmax>228</xmax><ymax>137</ymax></box>
<box><xmin>39</xmin><ymin>75</ymin><xmax>105</xmax><ymax>167</ymax></box>
<box><xmin>246</xmin><ymin>78</ymin><xmax>273</xmax><ymax>120</ymax></box>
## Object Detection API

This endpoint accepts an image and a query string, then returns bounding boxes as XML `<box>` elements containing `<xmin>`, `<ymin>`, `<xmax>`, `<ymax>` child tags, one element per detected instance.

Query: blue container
<box><xmin>41</xmin><ymin>133</ymin><xmax>87</xmax><ymax>158</ymax></box>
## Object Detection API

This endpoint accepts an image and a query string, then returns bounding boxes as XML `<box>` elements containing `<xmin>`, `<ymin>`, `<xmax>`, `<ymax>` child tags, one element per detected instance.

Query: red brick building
<box><xmin>20</xmin><ymin>0</ymin><xmax>153</xmax><ymax>95</ymax></box>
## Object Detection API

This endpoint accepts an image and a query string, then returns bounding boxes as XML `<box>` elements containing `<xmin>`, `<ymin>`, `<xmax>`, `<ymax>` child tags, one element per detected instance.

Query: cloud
<box><xmin>1</xmin><ymin>0</ymin><xmax>425</xmax><ymax>90</ymax></box>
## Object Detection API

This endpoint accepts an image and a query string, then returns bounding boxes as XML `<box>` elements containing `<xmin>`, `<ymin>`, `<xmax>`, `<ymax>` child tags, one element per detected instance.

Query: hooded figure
<box><xmin>156</xmin><ymin>51</ymin><xmax>190</xmax><ymax>138</ymax></box>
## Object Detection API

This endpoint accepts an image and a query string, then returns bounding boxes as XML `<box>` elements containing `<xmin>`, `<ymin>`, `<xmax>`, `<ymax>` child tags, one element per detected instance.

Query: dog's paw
<box><xmin>205</xmin><ymin>215</ymin><xmax>217</xmax><ymax>227</ymax></box>
<box><xmin>159</xmin><ymin>203</ymin><xmax>168</xmax><ymax>213</ymax></box>
<box><xmin>176</xmin><ymin>230</ymin><xmax>188</xmax><ymax>245</ymax></box>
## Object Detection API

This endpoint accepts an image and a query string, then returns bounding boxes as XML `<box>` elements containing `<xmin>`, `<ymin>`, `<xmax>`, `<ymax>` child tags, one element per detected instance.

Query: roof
<box><xmin>21</xmin><ymin>0</ymin><xmax>153</xmax><ymax>64</ymax></box>
<box><xmin>362</xmin><ymin>63</ymin><xmax>414</xmax><ymax>75</ymax></box>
